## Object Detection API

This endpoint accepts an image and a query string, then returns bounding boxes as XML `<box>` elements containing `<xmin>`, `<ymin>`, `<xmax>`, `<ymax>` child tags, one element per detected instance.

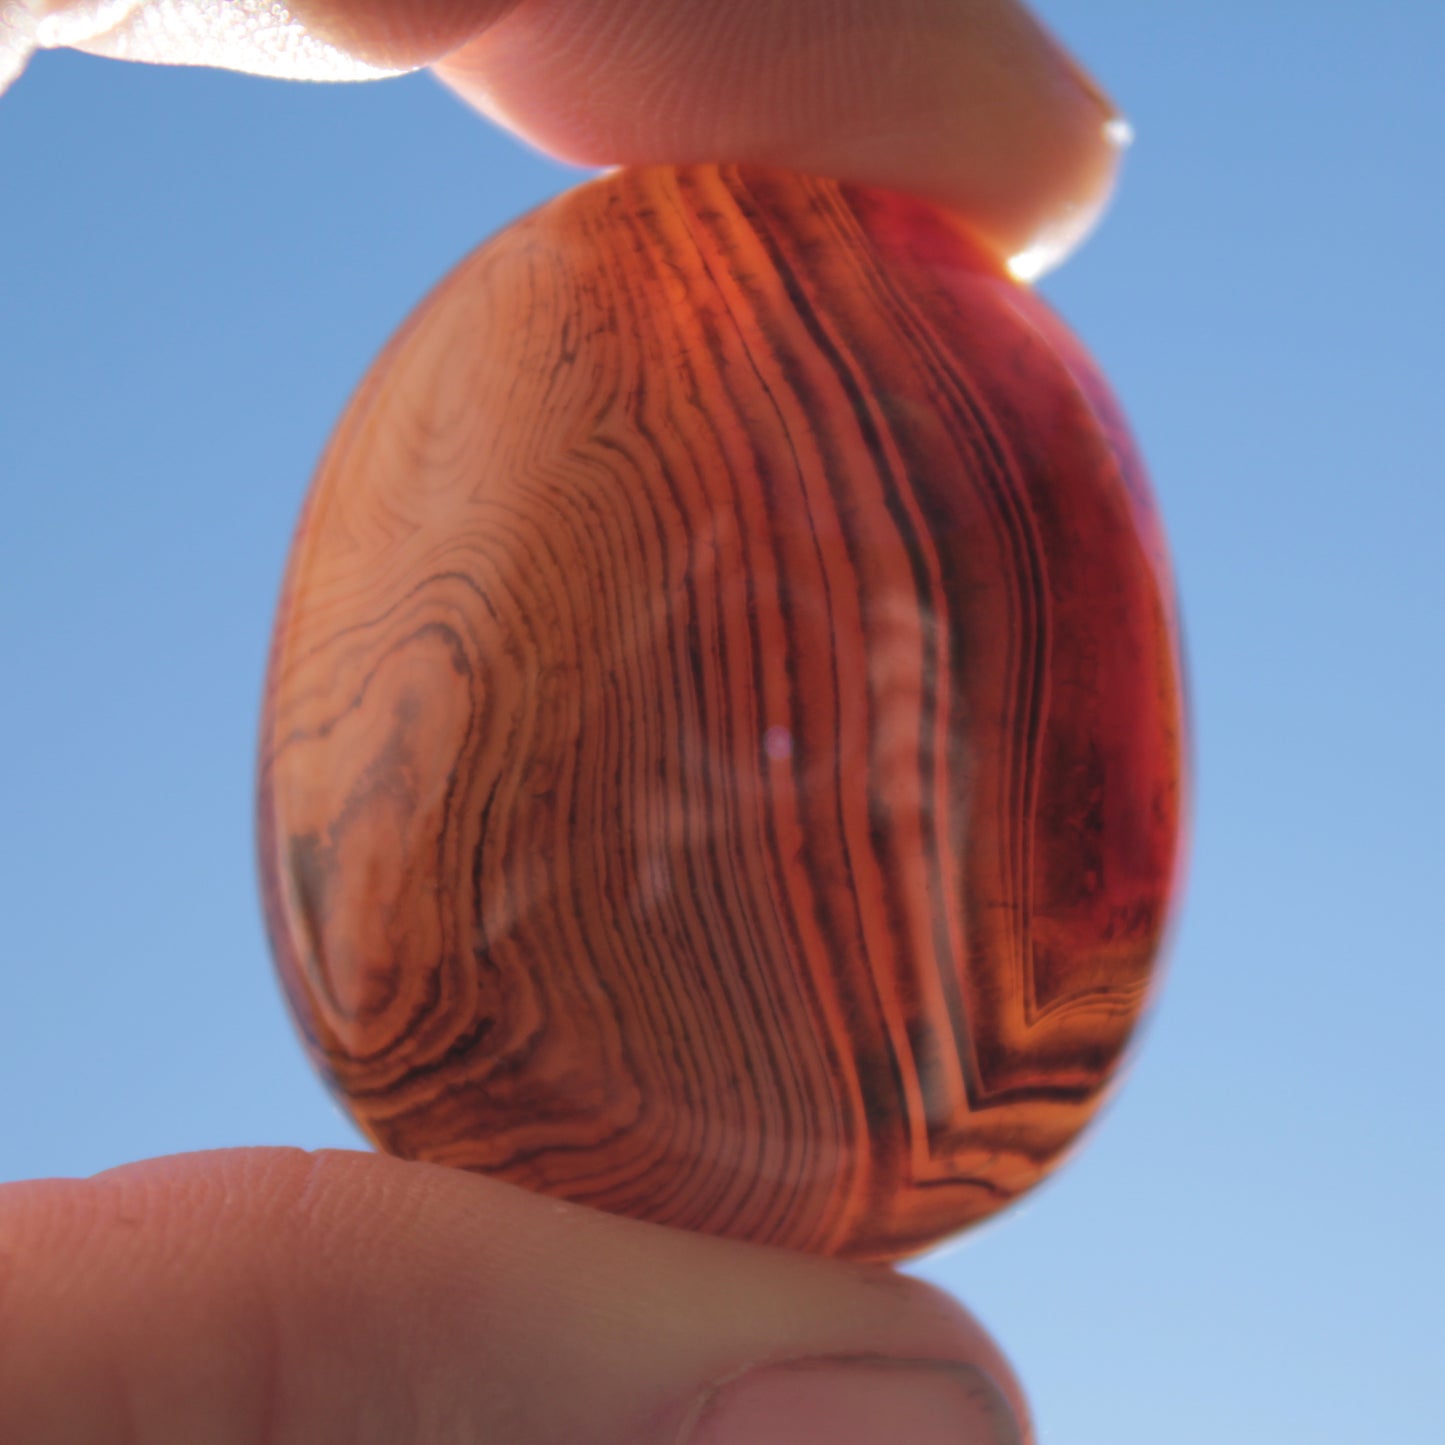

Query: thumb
<box><xmin>0</xmin><ymin>1147</ymin><xmax>1030</xmax><ymax>1444</ymax></box>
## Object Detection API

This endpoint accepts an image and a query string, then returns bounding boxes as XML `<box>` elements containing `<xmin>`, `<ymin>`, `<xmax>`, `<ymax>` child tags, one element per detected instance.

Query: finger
<box><xmin>0</xmin><ymin>1147</ymin><xmax>1031</xmax><ymax>1444</ymax></box>
<box><xmin>14</xmin><ymin>0</ymin><xmax>1124</xmax><ymax>277</ymax></box>
<box><xmin>434</xmin><ymin>0</ymin><xmax>1128</xmax><ymax>276</ymax></box>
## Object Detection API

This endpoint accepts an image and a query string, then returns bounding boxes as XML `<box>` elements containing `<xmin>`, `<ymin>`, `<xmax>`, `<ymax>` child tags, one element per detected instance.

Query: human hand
<box><xmin>4</xmin><ymin>0</ymin><xmax>1126</xmax><ymax>275</ymax></box>
<box><xmin>1</xmin><ymin>1148</ymin><xmax>1029</xmax><ymax>1441</ymax></box>
<box><xmin>0</xmin><ymin>6</ymin><xmax>1131</xmax><ymax>1440</ymax></box>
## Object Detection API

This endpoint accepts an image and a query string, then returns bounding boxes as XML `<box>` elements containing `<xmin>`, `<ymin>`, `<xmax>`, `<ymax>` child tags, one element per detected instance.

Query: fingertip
<box><xmin>0</xmin><ymin>1149</ymin><xmax>1032</xmax><ymax>1443</ymax></box>
<box><xmin>434</xmin><ymin>0</ymin><xmax>1129</xmax><ymax>273</ymax></box>
<box><xmin>1000</xmin><ymin>110</ymin><xmax>1130</xmax><ymax>282</ymax></box>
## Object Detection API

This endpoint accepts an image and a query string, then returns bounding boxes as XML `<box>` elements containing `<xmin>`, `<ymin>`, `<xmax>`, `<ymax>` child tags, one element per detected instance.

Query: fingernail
<box><xmin>681</xmin><ymin>1354</ymin><xmax>1024</xmax><ymax>1445</ymax></box>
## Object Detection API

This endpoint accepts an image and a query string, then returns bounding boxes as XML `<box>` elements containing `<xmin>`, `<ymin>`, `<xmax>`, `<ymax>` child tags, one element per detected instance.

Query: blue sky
<box><xmin>2</xmin><ymin>4</ymin><xmax>1441</xmax><ymax>1441</ymax></box>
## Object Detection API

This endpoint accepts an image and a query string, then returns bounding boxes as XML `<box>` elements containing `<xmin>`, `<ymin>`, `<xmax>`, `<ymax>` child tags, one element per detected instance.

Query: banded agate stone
<box><xmin>258</xmin><ymin>164</ymin><xmax>1185</xmax><ymax>1261</ymax></box>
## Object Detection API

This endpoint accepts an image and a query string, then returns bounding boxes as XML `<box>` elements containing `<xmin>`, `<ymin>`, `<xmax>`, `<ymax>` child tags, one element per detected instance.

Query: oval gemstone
<box><xmin>258</xmin><ymin>164</ymin><xmax>1186</xmax><ymax>1260</ymax></box>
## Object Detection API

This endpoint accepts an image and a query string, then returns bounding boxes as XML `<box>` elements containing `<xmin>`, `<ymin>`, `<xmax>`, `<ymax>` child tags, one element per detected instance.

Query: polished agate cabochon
<box><xmin>258</xmin><ymin>164</ymin><xmax>1185</xmax><ymax>1261</ymax></box>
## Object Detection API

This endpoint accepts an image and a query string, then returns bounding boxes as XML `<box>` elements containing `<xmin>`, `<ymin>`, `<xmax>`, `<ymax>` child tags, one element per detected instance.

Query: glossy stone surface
<box><xmin>258</xmin><ymin>164</ymin><xmax>1186</xmax><ymax>1260</ymax></box>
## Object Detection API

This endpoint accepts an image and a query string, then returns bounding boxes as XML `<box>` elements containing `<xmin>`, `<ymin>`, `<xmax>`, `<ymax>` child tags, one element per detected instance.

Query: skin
<box><xmin>0</xmin><ymin>4</ymin><xmax>1128</xmax><ymax>1439</ymax></box>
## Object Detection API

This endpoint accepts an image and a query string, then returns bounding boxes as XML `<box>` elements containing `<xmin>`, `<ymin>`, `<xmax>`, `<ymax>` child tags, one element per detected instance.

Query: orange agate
<box><xmin>258</xmin><ymin>165</ymin><xmax>1185</xmax><ymax>1260</ymax></box>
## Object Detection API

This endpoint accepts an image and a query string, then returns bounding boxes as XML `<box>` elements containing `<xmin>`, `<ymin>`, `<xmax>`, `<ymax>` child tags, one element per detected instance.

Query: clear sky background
<box><xmin>2</xmin><ymin>4</ymin><xmax>1441</xmax><ymax>1441</ymax></box>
